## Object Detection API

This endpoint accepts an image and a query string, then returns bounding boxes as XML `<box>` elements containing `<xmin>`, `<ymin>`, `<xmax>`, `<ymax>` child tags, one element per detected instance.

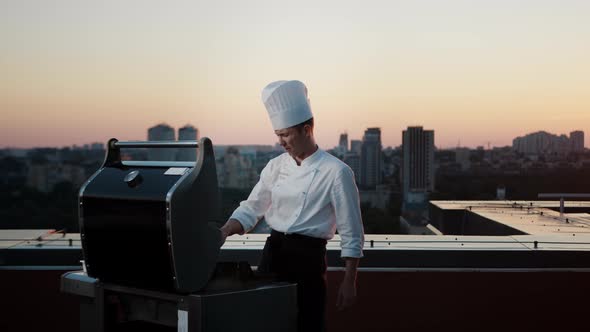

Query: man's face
<box><xmin>275</xmin><ymin>126</ymin><xmax>308</xmax><ymax>157</ymax></box>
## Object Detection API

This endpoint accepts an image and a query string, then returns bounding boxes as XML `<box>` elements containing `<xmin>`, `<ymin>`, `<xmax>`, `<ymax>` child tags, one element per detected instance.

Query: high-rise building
<box><xmin>402</xmin><ymin>126</ymin><xmax>435</xmax><ymax>195</ymax></box>
<box><xmin>571</xmin><ymin>131</ymin><xmax>585</xmax><ymax>152</ymax></box>
<box><xmin>360</xmin><ymin>128</ymin><xmax>382</xmax><ymax>189</ymax></box>
<box><xmin>147</xmin><ymin>123</ymin><xmax>176</xmax><ymax>161</ymax></box>
<box><xmin>350</xmin><ymin>140</ymin><xmax>362</xmax><ymax>155</ymax></box>
<box><xmin>343</xmin><ymin>152</ymin><xmax>361</xmax><ymax>184</ymax></box>
<box><xmin>177</xmin><ymin>125</ymin><xmax>199</xmax><ymax>161</ymax></box>
<box><xmin>339</xmin><ymin>133</ymin><xmax>348</xmax><ymax>153</ymax></box>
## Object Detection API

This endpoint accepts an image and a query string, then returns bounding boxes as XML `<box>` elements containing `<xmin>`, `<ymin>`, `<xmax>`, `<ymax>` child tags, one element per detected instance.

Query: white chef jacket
<box><xmin>230</xmin><ymin>148</ymin><xmax>364</xmax><ymax>258</ymax></box>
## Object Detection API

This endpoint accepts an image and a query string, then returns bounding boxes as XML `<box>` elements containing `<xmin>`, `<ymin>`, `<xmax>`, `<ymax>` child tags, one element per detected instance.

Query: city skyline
<box><xmin>2</xmin><ymin>1</ymin><xmax>590</xmax><ymax>149</ymax></box>
<box><xmin>1</xmin><ymin>126</ymin><xmax>586</xmax><ymax>152</ymax></box>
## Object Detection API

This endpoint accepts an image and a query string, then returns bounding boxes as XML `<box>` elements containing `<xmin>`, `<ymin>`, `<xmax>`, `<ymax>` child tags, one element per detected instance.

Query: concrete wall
<box><xmin>3</xmin><ymin>268</ymin><xmax>590</xmax><ymax>332</ymax></box>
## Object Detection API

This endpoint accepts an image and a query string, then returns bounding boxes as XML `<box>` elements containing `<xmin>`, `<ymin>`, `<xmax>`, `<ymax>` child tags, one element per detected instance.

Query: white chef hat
<box><xmin>261</xmin><ymin>80</ymin><xmax>313</xmax><ymax>130</ymax></box>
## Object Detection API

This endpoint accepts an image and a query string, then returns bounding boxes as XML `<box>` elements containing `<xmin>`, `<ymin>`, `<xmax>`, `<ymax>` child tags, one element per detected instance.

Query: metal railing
<box><xmin>538</xmin><ymin>193</ymin><xmax>590</xmax><ymax>216</ymax></box>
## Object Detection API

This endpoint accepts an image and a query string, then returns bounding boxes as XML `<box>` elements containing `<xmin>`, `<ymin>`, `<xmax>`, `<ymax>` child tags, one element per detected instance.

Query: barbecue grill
<box><xmin>62</xmin><ymin>137</ymin><xmax>296</xmax><ymax>331</ymax></box>
<box><xmin>79</xmin><ymin>138</ymin><xmax>221</xmax><ymax>293</ymax></box>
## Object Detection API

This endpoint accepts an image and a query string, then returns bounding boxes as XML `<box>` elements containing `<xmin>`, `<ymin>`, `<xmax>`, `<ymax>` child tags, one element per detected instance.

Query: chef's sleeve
<box><xmin>229</xmin><ymin>161</ymin><xmax>273</xmax><ymax>233</ymax></box>
<box><xmin>331</xmin><ymin>166</ymin><xmax>365</xmax><ymax>258</ymax></box>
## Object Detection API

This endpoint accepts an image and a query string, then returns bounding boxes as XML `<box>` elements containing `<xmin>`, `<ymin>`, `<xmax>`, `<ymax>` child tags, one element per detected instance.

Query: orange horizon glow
<box><xmin>1</xmin><ymin>1</ymin><xmax>589</xmax><ymax>149</ymax></box>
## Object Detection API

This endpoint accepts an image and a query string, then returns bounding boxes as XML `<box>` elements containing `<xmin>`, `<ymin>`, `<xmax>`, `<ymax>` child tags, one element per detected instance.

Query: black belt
<box><xmin>270</xmin><ymin>229</ymin><xmax>327</xmax><ymax>247</ymax></box>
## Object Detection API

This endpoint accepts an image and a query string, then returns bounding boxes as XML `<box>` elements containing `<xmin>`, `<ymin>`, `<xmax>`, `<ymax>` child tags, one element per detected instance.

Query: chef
<box><xmin>220</xmin><ymin>80</ymin><xmax>364</xmax><ymax>332</ymax></box>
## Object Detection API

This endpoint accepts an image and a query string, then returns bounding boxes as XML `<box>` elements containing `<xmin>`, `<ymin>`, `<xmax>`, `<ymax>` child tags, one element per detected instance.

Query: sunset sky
<box><xmin>1</xmin><ymin>0</ymin><xmax>589</xmax><ymax>149</ymax></box>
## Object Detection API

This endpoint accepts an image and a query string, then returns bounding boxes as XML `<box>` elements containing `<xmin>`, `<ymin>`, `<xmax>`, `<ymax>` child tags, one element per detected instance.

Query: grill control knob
<box><xmin>124</xmin><ymin>170</ymin><xmax>143</xmax><ymax>188</ymax></box>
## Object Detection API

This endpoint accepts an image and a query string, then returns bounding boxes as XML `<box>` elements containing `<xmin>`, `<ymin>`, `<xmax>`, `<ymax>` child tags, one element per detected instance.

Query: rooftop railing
<box><xmin>538</xmin><ymin>193</ymin><xmax>590</xmax><ymax>216</ymax></box>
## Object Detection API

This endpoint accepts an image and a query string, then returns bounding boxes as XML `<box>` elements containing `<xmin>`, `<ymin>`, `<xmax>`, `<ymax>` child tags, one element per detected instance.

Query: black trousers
<box><xmin>258</xmin><ymin>230</ymin><xmax>328</xmax><ymax>332</ymax></box>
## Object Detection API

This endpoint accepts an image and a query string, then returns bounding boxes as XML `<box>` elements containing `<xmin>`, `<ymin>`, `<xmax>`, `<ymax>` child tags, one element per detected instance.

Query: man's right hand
<box><xmin>220</xmin><ymin>228</ymin><xmax>229</xmax><ymax>245</ymax></box>
<box><xmin>219</xmin><ymin>219</ymin><xmax>245</xmax><ymax>246</ymax></box>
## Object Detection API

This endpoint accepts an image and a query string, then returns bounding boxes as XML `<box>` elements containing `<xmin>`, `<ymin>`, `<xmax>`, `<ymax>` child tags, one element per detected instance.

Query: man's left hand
<box><xmin>336</xmin><ymin>278</ymin><xmax>357</xmax><ymax>311</ymax></box>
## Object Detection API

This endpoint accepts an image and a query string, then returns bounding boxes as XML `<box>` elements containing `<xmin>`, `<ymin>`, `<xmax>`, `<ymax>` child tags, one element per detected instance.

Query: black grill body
<box><xmin>79</xmin><ymin>137</ymin><xmax>221</xmax><ymax>293</ymax></box>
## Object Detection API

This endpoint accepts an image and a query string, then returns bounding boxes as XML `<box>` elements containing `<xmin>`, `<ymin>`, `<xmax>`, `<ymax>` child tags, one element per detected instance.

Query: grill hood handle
<box><xmin>102</xmin><ymin>139</ymin><xmax>202</xmax><ymax>167</ymax></box>
<box><xmin>113</xmin><ymin>141</ymin><xmax>200</xmax><ymax>148</ymax></box>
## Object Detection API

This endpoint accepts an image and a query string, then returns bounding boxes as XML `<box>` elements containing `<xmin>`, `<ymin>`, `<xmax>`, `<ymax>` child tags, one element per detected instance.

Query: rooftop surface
<box><xmin>430</xmin><ymin>200</ymin><xmax>590</xmax><ymax>237</ymax></box>
<box><xmin>2</xmin><ymin>201</ymin><xmax>590</xmax><ymax>271</ymax></box>
<box><xmin>4</xmin><ymin>203</ymin><xmax>590</xmax><ymax>331</ymax></box>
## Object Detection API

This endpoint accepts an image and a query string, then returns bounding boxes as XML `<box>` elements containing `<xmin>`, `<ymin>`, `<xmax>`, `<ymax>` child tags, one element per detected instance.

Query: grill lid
<box><xmin>79</xmin><ymin>137</ymin><xmax>222</xmax><ymax>293</ymax></box>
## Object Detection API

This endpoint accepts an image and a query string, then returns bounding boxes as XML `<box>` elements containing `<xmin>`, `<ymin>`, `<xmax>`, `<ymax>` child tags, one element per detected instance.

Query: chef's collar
<box><xmin>290</xmin><ymin>145</ymin><xmax>322</xmax><ymax>168</ymax></box>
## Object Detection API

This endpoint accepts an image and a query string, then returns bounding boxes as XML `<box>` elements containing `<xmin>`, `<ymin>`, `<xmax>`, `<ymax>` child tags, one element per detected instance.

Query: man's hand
<box><xmin>336</xmin><ymin>257</ymin><xmax>360</xmax><ymax>310</ymax></box>
<box><xmin>336</xmin><ymin>278</ymin><xmax>357</xmax><ymax>310</ymax></box>
<box><xmin>219</xmin><ymin>219</ymin><xmax>245</xmax><ymax>246</ymax></box>
<box><xmin>220</xmin><ymin>228</ymin><xmax>229</xmax><ymax>245</ymax></box>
